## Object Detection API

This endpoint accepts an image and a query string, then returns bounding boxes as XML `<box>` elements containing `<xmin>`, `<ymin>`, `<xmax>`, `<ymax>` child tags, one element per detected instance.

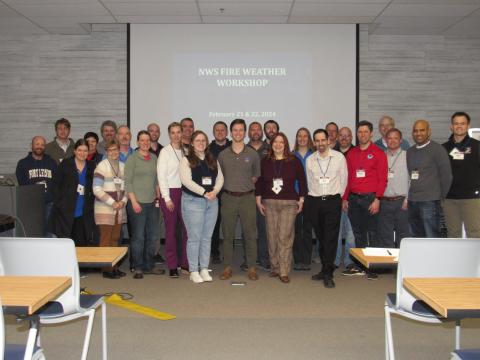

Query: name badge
<box><xmin>113</xmin><ymin>177</ymin><xmax>123</xmax><ymax>185</ymax></box>
<box><xmin>411</xmin><ymin>171</ymin><xmax>419</xmax><ymax>180</ymax></box>
<box><xmin>272</xmin><ymin>178</ymin><xmax>283</xmax><ymax>194</ymax></box>
<box><xmin>202</xmin><ymin>177</ymin><xmax>212</xmax><ymax>185</ymax></box>
<box><xmin>77</xmin><ymin>184</ymin><xmax>85</xmax><ymax>195</ymax></box>
<box><xmin>388</xmin><ymin>171</ymin><xmax>394</xmax><ymax>179</ymax></box>
<box><xmin>453</xmin><ymin>153</ymin><xmax>465</xmax><ymax>160</ymax></box>
<box><xmin>319</xmin><ymin>177</ymin><xmax>330</xmax><ymax>185</ymax></box>
<box><xmin>356</xmin><ymin>169</ymin><xmax>365</xmax><ymax>178</ymax></box>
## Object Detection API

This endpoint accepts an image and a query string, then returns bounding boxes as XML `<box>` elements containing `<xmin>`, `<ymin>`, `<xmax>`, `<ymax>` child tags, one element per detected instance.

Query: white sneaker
<box><xmin>190</xmin><ymin>271</ymin><xmax>204</xmax><ymax>283</ymax></box>
<box><xmin>200</xmin><ymin>269</ymin><xmax>213</xmax><ymax>282</ymax></box>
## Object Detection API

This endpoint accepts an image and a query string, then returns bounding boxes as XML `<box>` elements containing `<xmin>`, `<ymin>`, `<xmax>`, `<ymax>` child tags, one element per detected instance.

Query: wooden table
<box><xmin>403</xmin><ymin>277</ymin><xmax>480</xmax><ymax>319</ymax></box>
<box><xmin>349</xmin><ymin>248</ymin><xmax>398</xmax><ymax>269</ymax></box>
<box><xmin>0</xmin><ymin>275</ymin><xmax>71</xmax><ymax>315</ymax></box>
<box><xmin>76</xmin><ymin>246</ymin><xmax>128</xmax><ymax>268</ymax></box>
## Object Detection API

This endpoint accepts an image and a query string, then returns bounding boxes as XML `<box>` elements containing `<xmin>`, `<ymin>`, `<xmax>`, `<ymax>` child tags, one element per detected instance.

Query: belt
<box><xmin>350</xmin><ymin>192</ymin><xmax>375</xmax><ymax>198</ymax></box>
<box><xmin>224</xmin><ymin>189</ymin><xmax>254</xmax><ymax>197</ymax></box>
<box><xmin>308</xmin><ymin>194</ymin><xmax>340</xmax><ymax>201</ymax></box>
<box><xmin>379</xmin><ymin>196</ymin><xmax>405</xmax><ymax>201</ymax></box>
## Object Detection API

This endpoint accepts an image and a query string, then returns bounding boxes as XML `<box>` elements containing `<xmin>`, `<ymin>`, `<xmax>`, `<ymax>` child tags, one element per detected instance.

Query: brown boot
<box><xmin>247</xmin><ymin>267</ymin><xmax>258</xmax><ymax>281</ymax></box>
<box><xmin>219</xmin><ymin>266</ymin><xmax>233</xmax><ymax>280</ymax></box>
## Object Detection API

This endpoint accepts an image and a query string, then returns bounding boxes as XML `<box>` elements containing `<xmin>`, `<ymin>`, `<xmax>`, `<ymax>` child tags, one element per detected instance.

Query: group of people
<box><xmin>14</xmin><ymin>111</ymin><xmax>480</xmax><ymax>288</ymax></box>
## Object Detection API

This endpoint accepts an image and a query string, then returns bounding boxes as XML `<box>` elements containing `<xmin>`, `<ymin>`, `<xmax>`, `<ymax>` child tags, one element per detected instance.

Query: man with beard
<box><xmin>263</xmin><ymin>120</ymin><xmax>279</xmax><ymax>145</ymax></box>
<box><xmin>16</xmin><ymin>136</ymin><xmax>57</xmax><ymax>235</ymax></box>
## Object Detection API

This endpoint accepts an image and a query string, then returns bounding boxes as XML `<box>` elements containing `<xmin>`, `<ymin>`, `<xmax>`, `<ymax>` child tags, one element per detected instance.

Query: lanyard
<box><xmin>388</xmin><ymin>150</ymin><xmax>402</xmax><ymax>172</ymax></box>
<box><xmin>107</xmin><ymin>159</ymin><xmax>120</xmax><ymax>177</ymax></box>
<box><xmin>171</xmin><ymin>144</ymin><xmax>182</xmax><ymax>162</ymax></box>
<box><xmin>317</xmin><ymin>155</ymin><xmax>331</xmax><ymax>178</ymax></box>
<box><xmin>273</xmin><ymin>159</ymin><xmax>284</xmax><ymax>178</ymax></box>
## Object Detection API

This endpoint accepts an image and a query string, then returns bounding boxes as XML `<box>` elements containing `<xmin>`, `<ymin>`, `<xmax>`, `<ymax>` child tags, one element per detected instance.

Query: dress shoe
<box><xmin>114</xmin><ymin>269</ymin><xmax>126</xmax><ymax>277</ymax></box>
<box><xmin>189</xmin><ymin>271</ymin><xmax>204</xmax><ymax>284</ymax></box>
<box><xmin>220</xmin><ymin>266</ymin><xmax>233</xmax><ymax>280</ymax></box>
<box><xmin>133</xmin><ymin>270</ymin><xmax>144</xmax><ymax>279</ymax></box>
<box><xmin>279</xmin><ymin>275</ymin><xmax>290</xmax><ymax>283</ymax></box>
<box><xmin>269</xmin><ymin>271</ymin><xmax>279</xmax><ymax>278</ymax></box>
<box><xmin>154</xmin><ymin>253</ymin><xmax>165</xmax><ymax>264</ymax></box>
<box><xmin>324</xmin><ymin>277</ymin><xmax>335</xmax><ymax>288</ymax></box>
<box><xmin>102</xmin><ymin>271</ymin><xmax>120</xmax><ymax>279</ymax></box>
<box><xmin>311</xmin><ymin>271</ymin><xmax>324</xmax><ymax>281</ymax></box>
<box><xmin>200</xmin><ymin>269</ymin><xmax>213</xmax><ymax>282</ymax></box>
<box><xmin>169</xmin><ymin>269</ymin><xmax>179</xmax><ymax>278</ymax></box>
<box><xmin>247</xmin><ymin>267</ymin><xmax>258</xmax><ymax>281</ymax></box>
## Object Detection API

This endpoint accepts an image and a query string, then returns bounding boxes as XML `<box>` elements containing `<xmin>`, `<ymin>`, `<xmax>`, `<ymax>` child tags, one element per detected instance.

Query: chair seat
<box><xmin>386</xmin><ymin>293</ymin><xmax>440</xmax><ymax>318</ymax></box>
<box><xmin>453</xmin><ymin>349</ymin><xmax>480</xmax><ymax>360</ymax></box>
<box><xmin>80</xmin><ymin>294</ymin><xmax>104</xmax><ymax>310</ymax></box>
<box><xmin>5</xmin><ymin>344</ymin><xmax>42</xmax><ymax>360</ymax></box>
<box><xmin>37</xmin><ymin>294</ymin><xmax>104</xmax><ymax>318</ymax></box>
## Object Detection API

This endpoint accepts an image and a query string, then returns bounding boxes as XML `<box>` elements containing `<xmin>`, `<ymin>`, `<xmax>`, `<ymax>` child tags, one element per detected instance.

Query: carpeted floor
<box><xmin>4</xmin><ymin>254</ymin><xmax>480</xmax><ymax>359</ymax></box>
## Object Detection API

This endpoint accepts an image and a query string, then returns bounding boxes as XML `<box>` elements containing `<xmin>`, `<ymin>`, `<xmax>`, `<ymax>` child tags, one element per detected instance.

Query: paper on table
<box><xmin>363</xmin><ymin>247</ymin><xmax>399</xmax><ymax>258</ymax></box>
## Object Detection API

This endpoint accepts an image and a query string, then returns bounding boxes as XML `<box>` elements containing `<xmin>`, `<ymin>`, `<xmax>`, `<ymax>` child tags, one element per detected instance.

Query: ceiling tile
<box><xmin>289</xmin><ymin>15</ymin><xmax>374</xmax><ymax>23</ymax></box>
<box><xmin>199</xmin><ymin>2</ymin><xmax>291</xmax><ymax>16</ymax></box>
<box><xmin>30</xmin><ymin>15</ymin><xmax>116</xmax><ymax>27</ymax></box>
<box><xmin>291</xmin><ymin>3</ymin><xmax>386</xmax><ymax>17</ymax></box>
<box><xmin>116</xmin><ymin>15</ymin><xmax>201</xmax><ymax>22</ymax></box>
<box><xmin>295</xmin><ymin>0</ymin><xmax>388</xmax><ymax>2</ymax></box>
<box><xmin>371</xmin><ymin>24</ymin><xmax>448</xmax><ymax>35</ymax></box>
<box><xmin>103</xmin><ymin>2</ymin><xmax>198</xmax><ymax>16</ymax></box>
<box><xmin>376</xmin><ymin>15</ymin><xmax>461</xmax><ymax>28</ymax></box>
<box><xmin>8</xmin><ymin>2</ymin><xmax>110</xmax><ymax>17</ymax></box>
<box><xmin>443</xmin><ymin>17</ymin><xmax>480</xmax><ymax>35</ymax></box>
<box><xmin>381</xmin><ymin>3</ymin><xmax>480</xmax><ymax>17</ymax></box>
<box><xmin>203</xmin><ymin>15</ymin><xmax>288</xmax><ymax>23</ymax></box>
<box><xmin>391</xmin><ymin>0</ymin><xmax>480</xmax><ymax>4</ymax></box>
<box><xmin>3</xmin><ymin>0</ymin><xmax>97</xmax><ymax>4</ymax></box>
<box><xmin>0</xmin><ymin>3</ymin><xmax>21</xmax><ymax>17</ymax></box>
<box><xmin>0</xmin><ymin>16</ymin><xmax>47</xmax><ymax>33</ymax></box>
<box><xmin>42</xmin><ymin>24</ymin><xmax>91</xmax><ymax>34</ymax></box>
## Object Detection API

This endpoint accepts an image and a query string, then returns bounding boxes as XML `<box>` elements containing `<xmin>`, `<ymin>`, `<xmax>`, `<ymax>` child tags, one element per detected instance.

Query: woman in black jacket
<box><xmin>48</xmin><ymin>139</ymin><xmax>95</xmax><ymax>246</ymax></box>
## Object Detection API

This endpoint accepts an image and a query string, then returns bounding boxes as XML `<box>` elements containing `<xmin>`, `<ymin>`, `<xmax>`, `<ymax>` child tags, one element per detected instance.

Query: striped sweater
<box><xmin>93</xmin><ymin>159</ymin><xmax>128</xmax><ymax>225</ymax></box>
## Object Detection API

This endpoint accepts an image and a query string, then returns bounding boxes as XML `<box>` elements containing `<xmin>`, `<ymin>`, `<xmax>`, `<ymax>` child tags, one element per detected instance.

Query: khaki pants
<box><xmin>443</xmin><ymin>198</ymin><xmax>480</xmax><ymax>238</ymax></box>
<box><xmin>98</xmin><ymin>213</ymin><xmax>122</xmax><ymax>271</ymax></box>
<box><xmin>264</xmin><ymin>199</ymin><xmax>298</xmax><ymax>276</ymax></box>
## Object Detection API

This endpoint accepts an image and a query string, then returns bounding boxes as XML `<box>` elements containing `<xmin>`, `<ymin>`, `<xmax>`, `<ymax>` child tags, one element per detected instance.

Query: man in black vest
<box><xmin>442</xmin><ymin>111</ymin><xmax>480</xmax><ymax>238</ymax></box>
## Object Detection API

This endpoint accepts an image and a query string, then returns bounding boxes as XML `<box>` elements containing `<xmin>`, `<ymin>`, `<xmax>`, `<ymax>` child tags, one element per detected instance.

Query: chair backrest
<box><xmin>397</xmin><ymin>238</ymin><xmax>480</xmax><ymax>312</ymax></box>
<box><xmin>0</xmin><ymin>237</ymin><xmax>80</xmax><ymax>314</ymax></box>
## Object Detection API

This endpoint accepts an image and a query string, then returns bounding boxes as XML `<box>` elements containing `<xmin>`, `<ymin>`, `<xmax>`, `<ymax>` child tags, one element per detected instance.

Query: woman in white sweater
<box><xmin>157</xmin><ymin>122</ymin><xmax>189</xmax><ymax>278</ymax></box>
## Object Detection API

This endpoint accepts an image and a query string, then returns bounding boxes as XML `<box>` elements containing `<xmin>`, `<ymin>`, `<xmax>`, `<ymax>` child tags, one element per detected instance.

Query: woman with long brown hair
<box><xmin>255</xmin><ymin>132</ymin><xmax>307</xmax><ymax>283</ymax></box>
<box><xmin>179</xmin><ymin>130</ymin><xmax>224</xmax><ymax>283</ymax></box>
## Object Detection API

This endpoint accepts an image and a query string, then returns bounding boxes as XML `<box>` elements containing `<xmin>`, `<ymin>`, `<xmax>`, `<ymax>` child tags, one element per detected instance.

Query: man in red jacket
<box><xmin>342</xmin><ymin>120</ymin><xmax>388</xmax><ymax>280</ymax></box>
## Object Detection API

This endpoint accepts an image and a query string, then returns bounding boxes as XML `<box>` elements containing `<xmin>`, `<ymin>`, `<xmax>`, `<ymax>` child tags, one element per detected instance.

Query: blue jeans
<box><xmin>128</xmin><ymin>201</ymin><xmax>159</xmax><ymax>271</ymax></box>
<box><xmin>408</xmin><ymin>200</ymin><xmax>441</xmax><ymax>238</ymax></box>
<box><xmin>335</xmin><ymin>211</ymin><xmax>355</xmax><ymax>267</ymax></box>
<box><xmin>182</xmin><ymin>193</ymin><xmax>218</xmax><ymax>272</ymax></box>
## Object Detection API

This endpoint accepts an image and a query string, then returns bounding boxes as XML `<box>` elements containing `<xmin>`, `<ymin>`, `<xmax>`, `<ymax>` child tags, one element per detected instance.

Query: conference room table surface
<box><xmin>349</xmin><ymin>248</ymin><xmax>398</xmax><ymax>269</ymax></box>
<box><xmin>403</xmin><ymin>277</ymin><xmax>480</xmax><ymax>319</ymax></box>
<box><xmin>76</xmin><ymin>246</ymin><xmax>128</xmax><ymax>268</ymax></box>
<box><xmin>0</xmin><ymin>275</ymin><xmax>71</xmax><ymax>315</ymax></box>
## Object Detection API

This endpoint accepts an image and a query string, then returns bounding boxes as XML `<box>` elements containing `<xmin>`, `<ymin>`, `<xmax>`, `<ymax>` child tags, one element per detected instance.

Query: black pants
<box><xmin>305</xmin><ymin>195</ymin><xmax>341</xmax><ymax>277</ymax></box>
<box><xmin>347</xmin><ymin>193</ymin><xmax>379</xmax><ymax>248</ymax></box>
<box><xmin>71</xmin><ymin>216</ymin><xmax>88</xmax><ymax>247</ymax></box>
<box><xmin>293</xmin><ymin>210</ymin><xmax>313</xmax><ymax>265</ymax></box>
<box><xmin>211</xmin><ymin>196</ymin><xmax>222</xmax><ymax>258</ymax></box>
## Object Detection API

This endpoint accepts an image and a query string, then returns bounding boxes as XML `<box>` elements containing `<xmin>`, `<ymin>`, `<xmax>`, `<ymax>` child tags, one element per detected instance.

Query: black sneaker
<box><xmin>240</xmin><ymin>262</ymin><xmax>248</xmax><ymax>272</ymax></box>
<box><xmin>259</xmin><ymin>264</ymin><xmax>271</xmax><ymax>272</ymax></box>
<box><xmin>154</xmin><ymin>253</ymin><xmax>165</xmax><ymax>264</ymax></box>
<box><xmin>367</xmin><ymin>272</ymin><xmax>378</xmax><ymax>280</ymax></box>
<box><xmin>133</xmin><ymin>270</ymin><xmax>143</xmax><ymax>279</ymax></box>
<box><xmin>169</xmin><ymin>269</ymin><xmax>179</xmax><ymax>278</ymax></box>
<box><xmin>103</xmin><ymin>271</ymin><xmax>120</xmax><ymax>279</ymax></box>
<box><xmin>114</xmin><ymin>269</ymin><xmax>126</xmax><ymax>277</ymax></box>
<box><xmin>342</xmin><ymin>265</ymin><xmax>366</xmax><ymax>276</ymax></box>
<box><xmin>294</xmin><ymin>263</ymin><xmax>303</xmax><ymax>271</ymax></box>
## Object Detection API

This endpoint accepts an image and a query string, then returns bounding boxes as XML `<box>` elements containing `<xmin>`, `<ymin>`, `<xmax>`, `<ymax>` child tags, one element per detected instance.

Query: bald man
<box><xmin>147</xmin><ymin>123</ymin><xmax>164</xmax><ymax>157</ymax></box>
<box><xmin>16</xmin><ymin>136</ymin><xmax>57</xmax><ymax>235</ymax></box>
<box><xmin>406</xmin><ymin>120</ymin><xmax>452</xmax><ymax>237</ymax></box>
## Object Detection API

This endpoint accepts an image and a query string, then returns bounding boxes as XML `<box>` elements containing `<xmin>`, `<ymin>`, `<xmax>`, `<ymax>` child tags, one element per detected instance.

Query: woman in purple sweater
<box><xmin>255</xmin><ymin>132</ymin><xmax>307</xmax><ymax>283</ymax></box>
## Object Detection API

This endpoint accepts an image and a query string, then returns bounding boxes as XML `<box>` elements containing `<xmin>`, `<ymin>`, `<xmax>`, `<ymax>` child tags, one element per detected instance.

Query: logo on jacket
<box><xmin>367</xmin><ymin>154</ymin><xmax>373</xmax><ymax>159</ymax></box>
